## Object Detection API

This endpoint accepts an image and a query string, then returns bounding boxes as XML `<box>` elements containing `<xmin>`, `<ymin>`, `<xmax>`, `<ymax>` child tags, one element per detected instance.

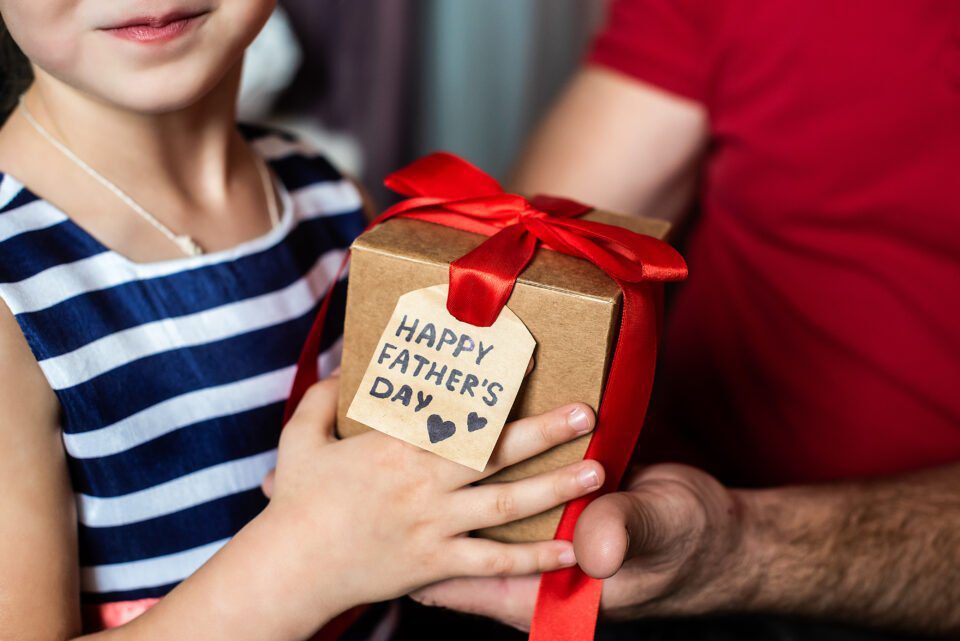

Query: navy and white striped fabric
<box><xmin>0</xmin><ymin>126</ymin><xmax>363</xmax><ymax>604</ymax></box>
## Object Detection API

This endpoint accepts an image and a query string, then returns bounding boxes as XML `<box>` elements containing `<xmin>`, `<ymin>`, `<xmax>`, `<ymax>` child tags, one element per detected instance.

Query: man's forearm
<box><xmin>712</xmin><ymin>464</ymin><xmax>960</xmax><ymax>635</ymax></box>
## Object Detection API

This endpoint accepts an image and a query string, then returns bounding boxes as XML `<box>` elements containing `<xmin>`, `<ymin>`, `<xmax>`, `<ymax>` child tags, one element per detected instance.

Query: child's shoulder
<box><xmin>242</xmin><ymin>123</ymin><xmax>372</xmax><ymax>222</ymax></box>
<box><xmin>242</xmin><ymin>123</ymin><xmax>371</xmax><ymax>234</ymax></box>
<box><xmin>240</xmin><ymin>123</ymin><xmax>347</xmax><ymax>186</ymax></box>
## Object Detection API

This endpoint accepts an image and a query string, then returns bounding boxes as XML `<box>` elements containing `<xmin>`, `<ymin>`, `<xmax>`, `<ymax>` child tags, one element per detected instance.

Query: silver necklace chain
<box><xmin>17</xmin><ymin>97</ymin><xmax>281</xmax><ymax>257</ymax></box>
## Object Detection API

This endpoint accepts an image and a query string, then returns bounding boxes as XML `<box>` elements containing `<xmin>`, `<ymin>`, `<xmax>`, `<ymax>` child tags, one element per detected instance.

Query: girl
<box><xmin>0</xmin><ymin>1</ymin><xmax>605</xmax><ymax>639</ymax></box>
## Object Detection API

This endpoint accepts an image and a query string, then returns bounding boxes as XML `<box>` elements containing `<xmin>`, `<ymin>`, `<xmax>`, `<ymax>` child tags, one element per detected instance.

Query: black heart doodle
<box><xmin>467</xmin><ymin>412</ymin><xmax>488</xmax><ymax>432</ymax></box>
<box><xmin>427</xmin><ymin>414</ymin><xmax>457</xmax><ymax>443</ymax></box>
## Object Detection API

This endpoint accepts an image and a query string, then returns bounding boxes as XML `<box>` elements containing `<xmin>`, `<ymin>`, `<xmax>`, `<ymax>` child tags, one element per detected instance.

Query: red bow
<box><xmin>284</xmin><ymin>153</ymin><xmax>687</xmax><ymax>641</ymax></box>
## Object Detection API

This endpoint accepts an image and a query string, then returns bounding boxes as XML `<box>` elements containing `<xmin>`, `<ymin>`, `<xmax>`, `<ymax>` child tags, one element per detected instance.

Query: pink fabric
<box><xmin>83</xmin><ymin>599</ymin><xmax>158</xmax><ymax>631</ymax></box>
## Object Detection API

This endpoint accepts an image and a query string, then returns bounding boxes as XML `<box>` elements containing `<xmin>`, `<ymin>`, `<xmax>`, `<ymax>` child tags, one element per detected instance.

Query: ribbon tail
<box><xmin>282</xmin><ymin>251</ymin><xmax>351</xmax><ymax>425</ymax></box>
<box><xmin>447</xmin><ymin>224</ymin><xmax>537</xmax><ymax>327</ymax></box>
<box><xmin>530</xmin><ymin>282</ymin><xmax>660</xmax><ymax>641</ymax></box>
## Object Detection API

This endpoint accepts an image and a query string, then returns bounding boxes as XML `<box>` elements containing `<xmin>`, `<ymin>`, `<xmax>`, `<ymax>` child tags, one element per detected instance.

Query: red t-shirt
<box><xmin>589</xmin><ymin>0</ymin><xmax>960</xmax><ymax>485</ymax></box>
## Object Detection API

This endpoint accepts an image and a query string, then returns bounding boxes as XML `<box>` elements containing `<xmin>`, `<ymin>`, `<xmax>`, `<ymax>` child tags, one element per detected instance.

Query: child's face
<box><xmin>1</xmin><ymin>0</ymin><xmax>276</xmax><ymax>113</ymax></box>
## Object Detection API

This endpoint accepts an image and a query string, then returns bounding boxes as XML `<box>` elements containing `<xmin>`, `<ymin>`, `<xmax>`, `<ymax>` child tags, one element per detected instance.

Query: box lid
<box><xmin>352</xmin><ymin>210</ymin><xmax>672</xmax><ymax>304</ymax></box>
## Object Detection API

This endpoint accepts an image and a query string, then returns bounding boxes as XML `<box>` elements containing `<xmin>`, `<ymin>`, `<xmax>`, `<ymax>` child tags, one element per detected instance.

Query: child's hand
<box><xmin>262</xmin><ymin>375</ymin><xmax>602</xmax><ymax>612</ymax></box>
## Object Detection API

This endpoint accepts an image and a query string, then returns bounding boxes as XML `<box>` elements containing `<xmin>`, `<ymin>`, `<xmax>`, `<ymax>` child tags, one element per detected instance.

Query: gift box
<box><xmin>335</xmin><ymin>209</ymin><xmax>672</xmax><ymax>542</ymax></box>
<box><xmin>284</xmin><ymin>153</ymin><xmax>686</xmax><ymax>641</ymax></box>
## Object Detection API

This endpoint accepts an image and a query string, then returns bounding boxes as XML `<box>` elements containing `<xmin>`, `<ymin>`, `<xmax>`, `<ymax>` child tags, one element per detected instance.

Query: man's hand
<box><xmin>576</xmin><ymin>464</ymin><xmax>748</xmax><ymax>619</ymax></box>
<box><xmin>416</xmin><ymin>459</ymin><xmax>960</xmax><ymax>638</ymax></box>
<box><xmin>412</xmin><ymin>464</ymin><xmax>750</xmax><ymax>630</ymax></box>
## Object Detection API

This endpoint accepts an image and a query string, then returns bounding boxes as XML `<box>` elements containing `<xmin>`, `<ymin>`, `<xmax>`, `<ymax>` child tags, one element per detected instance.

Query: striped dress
<box><xmin>0</xmin><ymin>127</ymin><xmax>363</xmax><ymax>622</ymax></box>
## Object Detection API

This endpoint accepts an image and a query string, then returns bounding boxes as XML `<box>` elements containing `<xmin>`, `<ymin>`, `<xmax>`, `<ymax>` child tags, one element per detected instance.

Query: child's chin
<box><xmin>110</xmin><ymin>93</ymin><xmax>211</xmax><ymax>116</ymax></box>
<box><xmin>95</xmin><ymin>66</ymin><xmax>236</xmax><ymax>115</ymax></box>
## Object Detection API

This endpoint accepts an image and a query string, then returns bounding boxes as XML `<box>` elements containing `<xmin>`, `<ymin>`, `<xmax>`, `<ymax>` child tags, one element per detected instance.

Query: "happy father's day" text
<box><xmin>368</xmin><ymin>314</ymin><xmax>504</xmax><ymax>411</ymax></box>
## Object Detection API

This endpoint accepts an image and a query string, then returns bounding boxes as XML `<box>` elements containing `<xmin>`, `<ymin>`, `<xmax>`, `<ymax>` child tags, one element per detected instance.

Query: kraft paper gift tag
<box><xmin>347</xmin><ymin>285</ymin><xmax>536</xmax><ymax>471</ymax></box>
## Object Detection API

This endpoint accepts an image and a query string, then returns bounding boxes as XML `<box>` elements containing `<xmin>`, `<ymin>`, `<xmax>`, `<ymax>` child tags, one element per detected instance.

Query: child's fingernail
<box><xmin>568</xmin><ymin>406</ymin><xmax>592</xmax><ymax>434</ymax></box>
<box><xmin>577</xmin><ymin>466</ymin><xmax>601</xmax><ymax>490</ymax></box>
<box><xmin>559</xmin><ymin>548</ymin><xmax>577</xmax><ymax>566</ymax></box>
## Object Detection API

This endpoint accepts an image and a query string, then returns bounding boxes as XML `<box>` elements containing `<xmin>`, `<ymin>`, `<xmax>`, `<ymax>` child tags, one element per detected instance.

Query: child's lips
<box><xmin>101</xmin><ymin>10</ymin><xmax>210</xmax><ymax>44</ymax></box>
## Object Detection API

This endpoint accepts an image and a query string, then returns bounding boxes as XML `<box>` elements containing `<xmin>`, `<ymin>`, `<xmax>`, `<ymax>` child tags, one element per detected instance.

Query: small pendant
<box><xmin>174</xmin><ymin>235</ymin><xmax>204</xmax><ymax>257</ymax></box>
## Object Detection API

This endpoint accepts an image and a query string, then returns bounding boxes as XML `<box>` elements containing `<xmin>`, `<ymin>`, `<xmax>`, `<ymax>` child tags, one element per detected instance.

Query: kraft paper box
<box><xmin>337</xmin><ymin>210</ymin><xmax>672</xmax><ymax>542</ymax></box>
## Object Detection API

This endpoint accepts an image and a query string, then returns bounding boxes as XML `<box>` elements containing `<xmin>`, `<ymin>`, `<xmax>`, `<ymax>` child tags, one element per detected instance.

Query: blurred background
<box><xmin>240</xmin><ymin>0</ymin><xmax>607</xmax><ymax>205</ymax></box>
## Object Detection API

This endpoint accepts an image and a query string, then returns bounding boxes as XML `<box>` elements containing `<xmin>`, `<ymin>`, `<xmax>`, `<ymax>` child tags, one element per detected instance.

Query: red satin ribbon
<box><xmin>283</xmin><ymin>152</ymin><xmax>687</xmax><ymax>641</ymax></box>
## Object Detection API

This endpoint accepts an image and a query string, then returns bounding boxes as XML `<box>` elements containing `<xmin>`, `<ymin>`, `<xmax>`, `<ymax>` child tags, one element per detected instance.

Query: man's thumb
<box><xmin>573</xmin><ymin>491</ymin><xmax>668</xmax><ymax>579</ymax></box>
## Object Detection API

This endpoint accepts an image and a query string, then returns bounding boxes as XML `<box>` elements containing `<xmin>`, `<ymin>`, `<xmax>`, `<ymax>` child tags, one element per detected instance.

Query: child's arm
<box><xmin>0</xmin><ymin>302</ymin><xmax>601</xmax><ymax>641</ymax></box>
<box><xmin>0</xmin><ymin>300</ymin><xmax>82</xmax><ymax>639</ymax></box>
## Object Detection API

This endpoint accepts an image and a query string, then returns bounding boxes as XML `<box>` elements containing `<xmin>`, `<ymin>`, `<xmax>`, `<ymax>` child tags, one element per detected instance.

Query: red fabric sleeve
<box><xmin>587</xmin><ymin>0</ymin><xmax>717</xmax><ymax>104</ymax></box>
